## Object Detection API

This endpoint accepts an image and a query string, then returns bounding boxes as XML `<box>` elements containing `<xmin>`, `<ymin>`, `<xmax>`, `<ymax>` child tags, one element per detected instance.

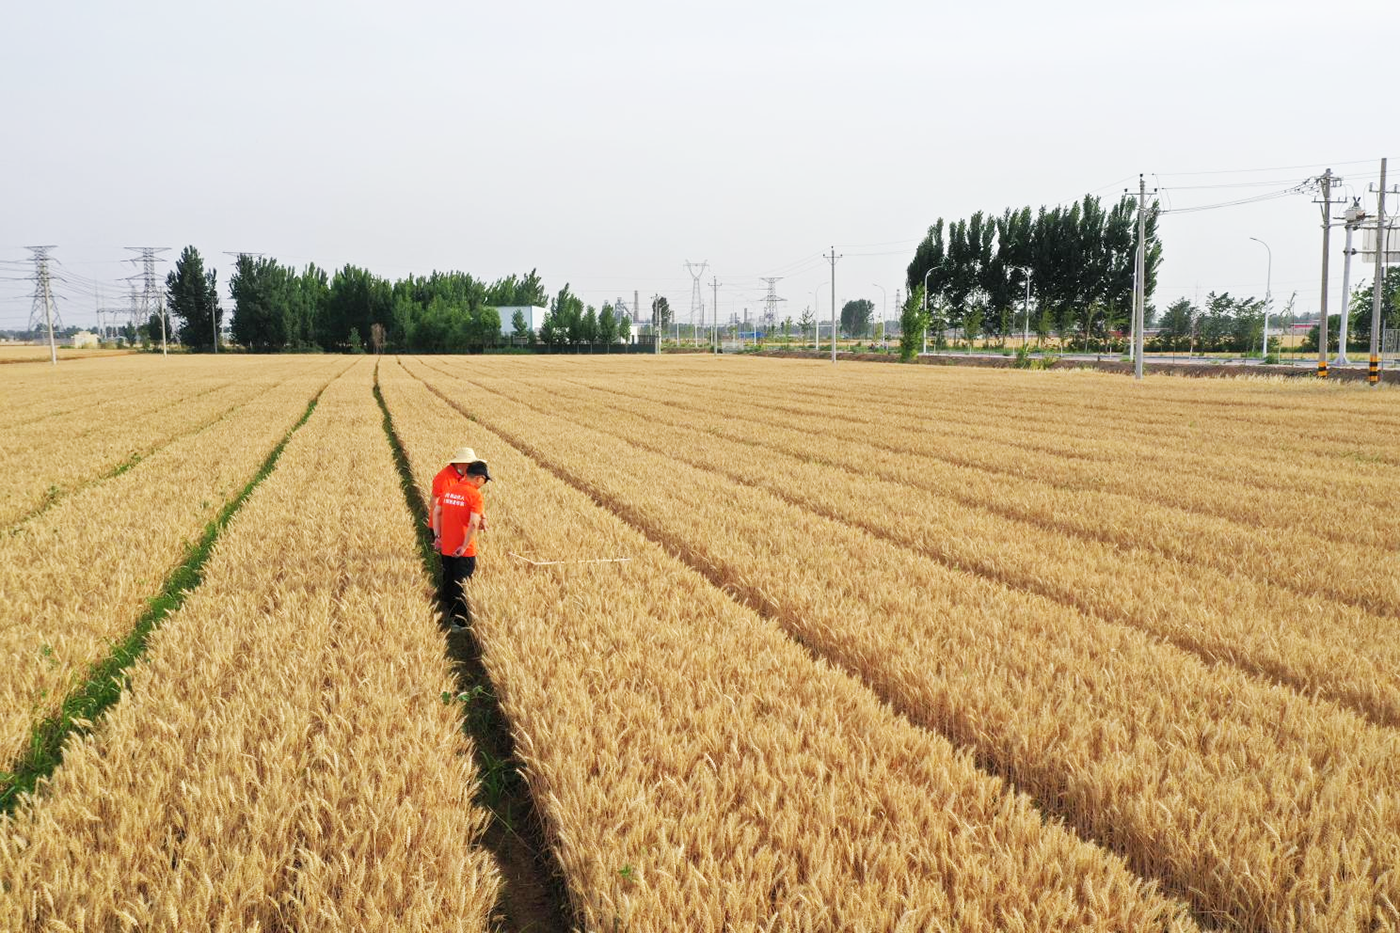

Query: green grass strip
<box><xmin>0</xmin><ymin>391</ymin><xmax>324</xmax><ymax>814</ymax></box>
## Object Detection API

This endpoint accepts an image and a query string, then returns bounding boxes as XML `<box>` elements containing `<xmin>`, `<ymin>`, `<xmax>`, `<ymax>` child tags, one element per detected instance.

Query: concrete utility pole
<box><xmin>1370</xmin><ymin>158</ymin><xmax>1391</xmax><ymax>386</ymax></box>
<box><xmin>894</xmin><ymin>287</ymin><xmax>901</xmax><ymax>349</ymax></box>
<box><xmin>1315</xmin><ymin>169</ymin><xmax>1340</xmax><ymax>377</ymax></box>
<box><xmin>1336</xmin><ymin>205</ymin><xmax>1364</xmax><ymax>366</ymax></box>
<box><xmin>923</xmin><ymin>267</ymin><xmax>936</xmax><ymax>355</ymax></box>
<box><xmin>651</xmin><ymin>292</ymin><xmax>661</xmax><ymax>353</ymax></box>
<box><xmin>825</xmin><ymin>246</ymin><xmax>842</xmax><ymax>363</ymax></box>
<box><xmin>871</xmin><ymin>283</ymin><xmax>886</xmax><ymax>344</ymax></box>
<box><xmin>1128</xmin><ymin>174</ymin><xmax>1156</xmax><ymax>381</ymax></box>
<box><xmin>710</xmin><ymin>275</ymin><xmax>722</xmax><ymax>351</ymax></box>
<box><xmin>1020</xmin><ymin>267</ymin><xmax>1033</xmax><ymax>347</ymax></box>
<box><xmin>1249</xmin><ymin>237</ymin><xmax>1272</xmax><ymax>359</ymax></box>
<box><xmin>26</xmin><ymin>246</ymin><xmax>60</xmax><ymax>365</ymax></box>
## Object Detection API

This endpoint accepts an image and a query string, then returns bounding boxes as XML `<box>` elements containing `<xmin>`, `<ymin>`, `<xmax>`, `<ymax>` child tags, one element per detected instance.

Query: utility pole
<box><xmin>710</xmin><ymin>275</ymin><xmax>722</xmax><ymax>351</ymax></box>
<box><xmin>825</xmin><ymin>247</ymin><xmax>842</xmax><ymax>363</ymax></box>
<box><xmin>1336</xmin><ymin>204</ymin><xmax>1364</xmax><ymax>366</ymax></box>
<box><xmin>1019</xmin><ymin>267</ymin><xmax>1033</xmax><ymax>347</ymax></box>
<box><xmin>922</xmin><ymin>267</ymin><xmax>936</xmax><ymax>355</ymax></box>
<box><xmin>893</xmin><ymin>287</ymin><xmax>901</xmax><ymax>349</ymax></box>
<box><xmin>1314</xmin><ymin>169</ymin><xmax>1343</xmax><ymax>378</ymax></box>
<box><xmin>1369</xmin><ymin>158</ymin><xmax>1393</xmax><ymax>387</ymax></box>
<box><xmin>25</xmin><ymin>246</ymin><xmax>60</xmax><ymax>365</ymax></box>
<box><xmin>871</xmin><ymin>283</ymin><xmax>886</xmax><ymax>345</ymax></box>
<box><xmin>1126</xmin><ymin>174</ymin><xmax>1157</xmax><ymax>380</ymax></box>
<box><xmin>650</xmin><ymin>292</ymin><xmax>661</xmax><ymax>353</ymax></box>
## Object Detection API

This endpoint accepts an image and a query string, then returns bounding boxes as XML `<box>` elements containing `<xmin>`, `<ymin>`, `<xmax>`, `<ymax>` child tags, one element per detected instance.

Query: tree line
<box><xmin>163</xmin><ymin>246</ymin><xmax>554</xmax><ymax>352</ymax></box>
<box><xmin>903</xmin><ymin>194</ymin><xmax>1162</xmax><ymax>351</ymax></box>
<box><xmin>536</xmin><ymin>284</ymin><xmax>633</xmax><ymax>347</ymax></box>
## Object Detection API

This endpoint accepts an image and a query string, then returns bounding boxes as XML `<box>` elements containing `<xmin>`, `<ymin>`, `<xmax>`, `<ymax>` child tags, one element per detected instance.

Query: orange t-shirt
<box><xmin>431</xmin><ymin>466</ymin><xmax>465</xmax><ymax>514</ymax></box>
<box><xmin>430</xmin><ymin>465</ymin><xmax>467</xmax><ymax>528</ymax></box>
<box><xmin>439</xmin><ymin>480</ymin><xmax>484</xmax><ymax>557</ymax></box>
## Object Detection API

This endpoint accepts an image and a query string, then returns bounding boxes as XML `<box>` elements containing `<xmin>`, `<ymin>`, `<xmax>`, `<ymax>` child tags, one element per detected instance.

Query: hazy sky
<box><xmin>2</xmin><ymin>0</ymin><xmax>1396</xmax><ymax>332</ymax></box>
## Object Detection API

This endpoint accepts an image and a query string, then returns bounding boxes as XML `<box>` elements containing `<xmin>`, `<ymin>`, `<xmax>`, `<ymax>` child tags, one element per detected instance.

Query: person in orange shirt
<box><xmin>434</xmin><ymin>460</ymin><xmax>491</xmax><ymax>625</ymax></box>
<box><xmin>430</xmin><ymin>447</ymin><xmax>476</xmax><ymax>543</ymax></box>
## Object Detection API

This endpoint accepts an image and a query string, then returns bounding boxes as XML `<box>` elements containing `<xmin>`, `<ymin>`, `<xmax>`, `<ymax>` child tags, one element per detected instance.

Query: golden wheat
<box><xmin>0</xmin><ymin>361</ymin><xmax>499</xmax><ymax>931</ymax></box>
<box><xmin>0</xmin><ymin>363</ymin><xmax>343</xmax><ymax>767</ymax></box>
<box><xmin>403</xmin><ymin>354</ymin><xmax>1400</xmax><ymax>933</ymax></box>
<box><xmin>454</xmin><ymin>364</ymin><xmax>1400</xmax><ymax>726</ymax></box>
<box><xmin>0</xmin><ymin>358</ymin><xmax>328</xmax><ymax>525</ymax></box>
<box><xmin>379</xmin><ymin>359</ymin><xmax>1199</xmax><ymax>932</ymax></box>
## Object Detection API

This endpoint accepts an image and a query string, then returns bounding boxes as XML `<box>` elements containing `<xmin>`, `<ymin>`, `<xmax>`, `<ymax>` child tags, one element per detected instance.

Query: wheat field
<box><xmin>0</xmin><ymin>352</ymin><xmax>1395</xmax><ymax>932</ymax></box>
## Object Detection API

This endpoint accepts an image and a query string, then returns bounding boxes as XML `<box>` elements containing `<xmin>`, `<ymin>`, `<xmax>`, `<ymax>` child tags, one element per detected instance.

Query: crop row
<box><xmin>404</xmin><ymin>356</ymin><xmax>1400</xmax><ymax>933</ymax></box>
<box><xmin>0</xmin><ymin>362</ymin><xmax>500</xmax><ymax>930</ymax></box>
<box><xmin>377</xmin><ymin>360</ymin><xmax>1198</xmax><ymax>931</ymax></box>
<box><xmin>0</xmin><ymin>363</ymin><xmax>346</xmax><ymax>768</ymax></box>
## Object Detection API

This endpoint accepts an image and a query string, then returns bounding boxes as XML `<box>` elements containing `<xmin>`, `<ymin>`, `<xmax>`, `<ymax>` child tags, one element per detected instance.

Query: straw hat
<box><xmin>448</xmin><ymin>446</ymin><xmax>478</xmax><ymax>465</ymax></box>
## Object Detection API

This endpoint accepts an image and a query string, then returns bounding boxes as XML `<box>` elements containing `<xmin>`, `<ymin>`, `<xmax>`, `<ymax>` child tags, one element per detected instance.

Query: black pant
<box><xmin>440</xmin><ymin>554</ymin><xmax>476</xmax><ymax>623</ymax></box>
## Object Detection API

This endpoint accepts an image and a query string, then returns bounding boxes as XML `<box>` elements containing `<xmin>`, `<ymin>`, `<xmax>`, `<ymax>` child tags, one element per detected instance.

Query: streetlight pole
<box><xmin>871</xmin><ymin>283</ymin><xmax>886</xmax><ymax>347</ymax></box>
<box><xmin>1248</xmin><ymin>237</ymin><xmax>1272</xmax><ymax>360</ymax></box>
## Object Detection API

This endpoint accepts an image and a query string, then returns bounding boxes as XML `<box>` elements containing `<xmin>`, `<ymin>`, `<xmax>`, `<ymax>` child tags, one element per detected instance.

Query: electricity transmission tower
<box><xmin>759</xmin><ymin>277</ymin><xmax>785</xmax><ymax>334</ymax></box>
<box><xmin>125</xmin><ymin>247</ymin><xmax>171</xmax><ymax>354</ymax></box>
<box><xmin>26</xmin><ymin>246</ymin><xmax>61</xmax><ymax>365</ymax></box>
<box><xmin>685</xmin><ymin>260</ymin><xmax>708</xmax><ymax>347</ymax></box>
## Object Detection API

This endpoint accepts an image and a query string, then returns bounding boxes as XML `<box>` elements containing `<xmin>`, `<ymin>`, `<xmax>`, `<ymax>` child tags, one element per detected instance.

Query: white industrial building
<box><xmin>497</xmin><ymin>306</ymin><xmax>547</xmax><ymax>336</ymax></box>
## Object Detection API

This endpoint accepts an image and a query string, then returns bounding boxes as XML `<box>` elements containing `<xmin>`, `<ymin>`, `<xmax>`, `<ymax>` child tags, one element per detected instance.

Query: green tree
<box><xmin>840</xmin><ymin>299</ymin><xmax>875</xmax><ymax>337</ymax></box>
<box><xmin>581</xmin><ymin>307</ymin><xmax>599</xmax><ymax>344</ymax></box>
<box><xmin>321</xmin><ymin>265</ymin><xmax>392</xmax><ymax>350</ymax></box>
<box><xmin>1154</xmin><ymin>298</ymin><xmax>1196</xmax><ymax>351</ymax></box>
<box><xmin>651</xmin><ymin>295</ymin><xmax>672</xmax><ymax>332</ymax></box>
<box><xmin>963</xmin><ymin>303</ymin><xmax>984</xmax><ymax>350</ymax></box>
<box><xmin>511</xmin><ymin>308</ymin><xmax>529</xmax><ymax>339</ymax></box>
<box><xmin>551</xmin><ymin>284</ymin><xmax>585</xmax><ymax>345</ymax></box>
<box><xmin>229</xmin><ymin>255</ymin><xmax>297</xmax><ymax>351</ymax></box>
<box><xmin>618</xmin><ymin>315</ymin><xmax>631</xmax><ymax>343</ymax></box>
<box><xmin>1348</xmin><ymin>267</ymin><xmax>1400</xmax><ymax>347</ymax></box>
<box><xmin>798</xmin><ymin>308</ymin><xmax>814</xmax><ymax>341</ymax></box>
<box><xmin>165</xmin><ymin>245</ymin><xmax>222</xmax><ymax>351</ymax></box>
<box><xmin>899</xmin><ymin>286</ymin><xmax>927</xmax><ymax>362</ymax></box>
<box><xmin>598</xmin><ymin>304</ymin><xmax>618</xmax><ymax>344</ymax></box>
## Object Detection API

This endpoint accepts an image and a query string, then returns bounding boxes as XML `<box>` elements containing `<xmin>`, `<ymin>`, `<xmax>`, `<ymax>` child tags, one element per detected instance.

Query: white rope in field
<box><xmin>508</xmin><ymin>552</ymin><xmax>632</xmax><ymax>567</ymax></box>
